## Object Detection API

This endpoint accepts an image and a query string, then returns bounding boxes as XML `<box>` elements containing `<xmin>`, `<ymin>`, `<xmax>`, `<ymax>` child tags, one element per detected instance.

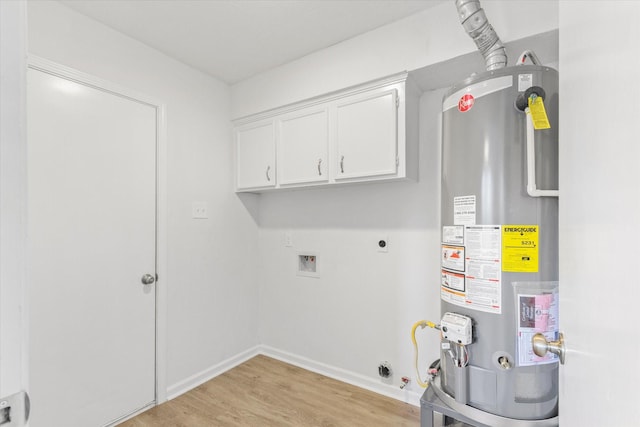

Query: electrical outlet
<box><xmin>192</xmin><ymin>201</ymin><xmax>208</xmax><ymax>219</ymax></box>
<box><xmin>284</xmin><ymin>231</ymin><xmax>293</xmax><ymax>247</ymax></box>
<box><xmin>377</xmin><ymin>235</ymin><xmax>389</xmax><ymax>253</ymax></box>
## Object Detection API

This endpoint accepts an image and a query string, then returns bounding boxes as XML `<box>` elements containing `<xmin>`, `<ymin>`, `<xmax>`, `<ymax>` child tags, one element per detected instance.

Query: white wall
<box><xmin>232</xmin><ymin>1</ymin><xmax>560</xmax><ymax>403</ymax></box>
<box><xmin>257</xmin><ymin>88</ymin><xmax>445</xmax><ymax>401</ymax></box>
<box><xmin>27</xmin><ymin>0</ymin><xmax>260</xmax><ymax>397</ymax></box>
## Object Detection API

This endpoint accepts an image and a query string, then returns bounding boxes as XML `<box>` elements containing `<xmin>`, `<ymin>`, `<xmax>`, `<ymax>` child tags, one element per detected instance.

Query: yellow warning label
<box><xmin>528</xmin><ymin>96</ymin><xmax>551</xmax><ymax>130</ymax></box>
<box><xmin>502</xmin><ymin>225</ymin><xmax>539</xmax><ymax>273</ymax></box>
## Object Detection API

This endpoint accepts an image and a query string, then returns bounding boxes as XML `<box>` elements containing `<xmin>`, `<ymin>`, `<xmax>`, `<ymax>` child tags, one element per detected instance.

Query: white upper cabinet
<box><xmin>277</xmin><ymin>106</ymin><xmax>329</xmax><ymax>186</ymax></box>
<box><xmin>335</xmin><ymin>89</ymin><xmax>398</xmax><ymax>181</ymax></box>
<box><xmin>233</xmin><ymin>72</ymin><xmax>419</xmax><ymax>192</ymax></box>
<box><xmin>235</xmin><ymin>121</ymin><xmax>276</xmax><ymax>190</ymax></box>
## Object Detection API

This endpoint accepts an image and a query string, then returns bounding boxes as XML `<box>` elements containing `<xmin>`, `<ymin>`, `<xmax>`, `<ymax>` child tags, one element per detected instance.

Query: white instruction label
<box><xmin>441</xmin><ymin>225</ymin><xmax>502</xmax><ymax>314</ymax></box>
<box><xmin>442</xmin><ymin>225</ymin><xmax>464</xmax><ymax>245</ymax></box>
<box><xmin>518</xmin><ymin>74</ymin><xmax>533</xmax><ymax>92</ymax></box>
<box><xmin>442</xmin><ymin>245</ymin><xmax>465</xmax><ymax>272</ymax></box>
<box><xmin>453</xmin><ymin>196</ymin><xmax>476</xmax><ymax>226</ymax></box>
<box><xmin>441</xmin><ymin>269</ymin><xmax>465</xmax><ymax>292</ymax></box>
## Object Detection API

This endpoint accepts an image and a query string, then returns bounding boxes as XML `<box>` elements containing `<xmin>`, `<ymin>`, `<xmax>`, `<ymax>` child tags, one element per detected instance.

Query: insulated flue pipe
<box><xmin>455</xmin><ymin>0</ymin><xmax>507</xmax><ymax>70</ymax></box>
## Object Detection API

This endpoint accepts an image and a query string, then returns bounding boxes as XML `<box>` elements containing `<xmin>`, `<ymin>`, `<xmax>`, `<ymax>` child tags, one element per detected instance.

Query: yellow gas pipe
<box><xmin>411</xmin><ymin>320</ymin><xmax>439</xmax><ymax>388</ymax></box>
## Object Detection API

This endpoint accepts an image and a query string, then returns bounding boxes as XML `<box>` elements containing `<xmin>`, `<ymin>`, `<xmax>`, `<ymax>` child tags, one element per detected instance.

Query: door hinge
<box><xmin>396</xmin><ymin>96</ymin><xmax>399</xmax><ymax>108</ymax></box>
<box><xmin>0</xmin><ymin>391</ymin><xmax>30</xmax><ymax>426</ymax></box>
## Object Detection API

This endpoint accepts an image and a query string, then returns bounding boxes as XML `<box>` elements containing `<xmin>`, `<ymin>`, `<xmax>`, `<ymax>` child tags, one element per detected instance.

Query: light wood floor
<box><xmin>120</xmin><ymin>355</ymin><xmax>420</xmax><ymax>427</ymax></box>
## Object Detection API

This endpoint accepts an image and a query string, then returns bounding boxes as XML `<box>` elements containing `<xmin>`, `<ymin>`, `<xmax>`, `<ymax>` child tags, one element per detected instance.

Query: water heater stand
<box><xmin>420</xmin><ymin>378</ymin><xmax>559</xmax><ymax>427</ymax></box>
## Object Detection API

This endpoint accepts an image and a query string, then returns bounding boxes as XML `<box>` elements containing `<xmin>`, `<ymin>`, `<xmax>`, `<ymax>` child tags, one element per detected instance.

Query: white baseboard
<box><xmin>166</xmin><ymin>346</ymin><xmax>260</xmax><ymax>400</ymax></box>
<box><xmin>165</xmin><ymin>344</ymin><xmax>422</xmax><ymax>407</ymax></box>
<box><xmin>258</xmin><ymin>345</ymin><xmax>422</xmax><ymax>407</ymax></box>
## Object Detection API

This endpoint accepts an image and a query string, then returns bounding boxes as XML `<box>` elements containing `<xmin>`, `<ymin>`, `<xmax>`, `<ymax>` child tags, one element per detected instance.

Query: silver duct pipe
<box><xmin>455</xmin><ymin>0</ymin><xmax>507</xmax><ymax>70</ymax></box>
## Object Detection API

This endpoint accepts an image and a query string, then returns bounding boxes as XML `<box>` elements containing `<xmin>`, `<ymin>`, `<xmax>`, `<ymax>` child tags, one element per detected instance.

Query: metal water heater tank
<box><xmin>439</xmin><ymin>64</ymin><xmax>559</xmax><ymax>420</ymax></box>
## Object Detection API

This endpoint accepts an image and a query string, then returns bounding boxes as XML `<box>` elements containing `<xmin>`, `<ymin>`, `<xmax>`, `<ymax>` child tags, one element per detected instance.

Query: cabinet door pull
<box><xmin>266</xmin><ymin>165</ymin><xmax>271</xmax><ymax>182</ymax></box>
<box><xmin>318</xmin><ymin>159</ymin><xmax>322</xmax><ymax>176</ymax></box>
<box><xmin>340</xmin><ymin>155</ymin><xmax>345</xmax><ymax>174</ymax></box>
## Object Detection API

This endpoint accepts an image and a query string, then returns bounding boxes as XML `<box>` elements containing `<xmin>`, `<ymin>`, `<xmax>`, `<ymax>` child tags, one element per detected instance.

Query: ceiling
<box><xmin>59</xmin><ymin>0</ymin><xmax>448</xmax><ymax>84</ymax></box>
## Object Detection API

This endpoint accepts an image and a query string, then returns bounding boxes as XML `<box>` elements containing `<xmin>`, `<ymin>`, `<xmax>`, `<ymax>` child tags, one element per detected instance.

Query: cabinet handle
<box><xmin>318</xmin><ymin>159</ymin><xmax>322</xmax><ymax>176</ymax></box>
<box><xmin>340</xmin><ymin>155</ymin><xmax>344</xmax><ymax>174</ymax></box>
<box><xmin>266</xmin><ymin>165</ymin><xmax>271</xmax><ymax>182</ymax></box>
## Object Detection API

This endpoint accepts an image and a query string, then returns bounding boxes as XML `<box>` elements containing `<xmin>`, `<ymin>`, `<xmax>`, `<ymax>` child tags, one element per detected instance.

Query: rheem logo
<box><xmin>458</xmin><ymin>93</ymin><xmax>475</xmax><ymax>112</ymax></box>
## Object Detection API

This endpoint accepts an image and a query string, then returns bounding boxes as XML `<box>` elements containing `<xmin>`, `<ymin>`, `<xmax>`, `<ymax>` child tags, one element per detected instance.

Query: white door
<box><xmin>0</xmin><ymin>0</ymin><xmax>28</xmax><ymax>415</ymax></box>
<box><xmin>558</xmin><ymin>2</ymin><xmax>640</xmax><ymax>424</ymax></box>
<box><xmin>27</xmin><ymin>67</ymin><xmax>157</xmax><ymax>426</ymax></box>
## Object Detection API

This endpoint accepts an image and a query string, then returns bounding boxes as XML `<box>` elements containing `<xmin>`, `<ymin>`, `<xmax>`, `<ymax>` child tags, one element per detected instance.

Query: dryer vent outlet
<box><xmin>378</xmin><ymin>361</ymin><xmax>392</xmax><ymax>378</ymax></box>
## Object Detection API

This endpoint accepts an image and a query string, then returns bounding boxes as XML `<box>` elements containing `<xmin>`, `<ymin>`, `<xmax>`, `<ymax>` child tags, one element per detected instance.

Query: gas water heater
<box><xmin>438</xmin><ymin>63</ymin><xmax>559</xmax><ymax>422</ymax></box>
<box><xmin>415</xmin><ymin>1</ymin><xmax>560</xmax><ymax>425</ymax></box>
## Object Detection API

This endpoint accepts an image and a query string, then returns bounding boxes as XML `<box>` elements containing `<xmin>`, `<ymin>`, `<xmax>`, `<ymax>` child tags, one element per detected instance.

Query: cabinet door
<box><xmin>236</xmin><ymin>121</ymin><xmax>276</xmax><ymax>190</ymax></box>
<box><xmin>278</xmin><ymin>107</ymin><xmax>328</xmax><ymax>185</ymax></box>
<box><xmin>335</xmin><ymin>89</ymin><xmax>398</xmax><ymax>180</ymax></box>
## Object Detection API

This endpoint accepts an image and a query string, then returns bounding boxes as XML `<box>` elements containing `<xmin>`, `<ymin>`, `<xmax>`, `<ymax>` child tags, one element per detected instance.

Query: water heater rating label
<box><xmin>502</xmin><ymin>225</ymin><xmax>539</xmax><ymax>273</ymax></box>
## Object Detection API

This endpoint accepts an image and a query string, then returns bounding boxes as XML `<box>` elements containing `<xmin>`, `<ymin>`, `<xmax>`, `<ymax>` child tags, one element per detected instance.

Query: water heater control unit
<box><xmin>440</xmin><ymin>312</ymin><xmax>472</xmax><ymax>345</ymax></box>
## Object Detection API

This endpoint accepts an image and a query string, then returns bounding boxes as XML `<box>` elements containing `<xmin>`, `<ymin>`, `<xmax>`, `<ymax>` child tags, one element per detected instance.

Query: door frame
<box><xmin>0</xmin><ymin>0</ymin><xmax>28</xmax><ymax>399</ymax></box>
<box><xmin>27</xmin><ymin>55</ymin><xmax>169</xmax><ymax>408</ymax></box>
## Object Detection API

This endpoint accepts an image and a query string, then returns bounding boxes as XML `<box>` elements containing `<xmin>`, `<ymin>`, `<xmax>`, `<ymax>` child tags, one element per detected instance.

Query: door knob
<box><xmin>532</xmin><ymin>332</ymin><xmax>565</xmax><ymax>364</ymax></box>
<box><xmin>141</xmin><ymin>274</ymin><xmax>155</xmax><ymax>285</ymax></box>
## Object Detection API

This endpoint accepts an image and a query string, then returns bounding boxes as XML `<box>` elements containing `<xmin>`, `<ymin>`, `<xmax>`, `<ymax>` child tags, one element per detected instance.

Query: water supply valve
<box><xmin>400</xmin><ymin>376</ymin><xmax>410</xmax><ymax>389</ymax></box>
